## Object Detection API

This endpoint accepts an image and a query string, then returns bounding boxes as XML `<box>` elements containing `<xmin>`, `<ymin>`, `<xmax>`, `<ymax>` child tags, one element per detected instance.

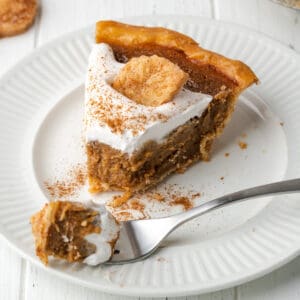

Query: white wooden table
<box><xmin>0</xmin><ymin>0</ymin><xmax>299</xmax><ymax>299</ymax></box>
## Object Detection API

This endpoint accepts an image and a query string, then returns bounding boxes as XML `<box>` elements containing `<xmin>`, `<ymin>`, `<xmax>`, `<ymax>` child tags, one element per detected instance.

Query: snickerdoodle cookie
<box><xmin>0</xmin><ymin>0</ymin><xmax>37</xmax><ymax>37</ymax></box>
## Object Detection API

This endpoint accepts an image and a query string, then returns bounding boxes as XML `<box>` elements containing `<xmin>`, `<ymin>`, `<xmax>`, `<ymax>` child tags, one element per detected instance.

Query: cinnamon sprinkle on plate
<box><xmin>238</xmin><ymin>141</ymin><xmax>248</xmax><ymax>150</ymax></box>
<box><xmin>170</xmin><ymin>196</ymin><xmax>193</xmax><ymax>211</ymax></box>
<box><xmin>44</xmin><ymin>164</ymin><xmax>86</xmax><ymax>199</ymax></box>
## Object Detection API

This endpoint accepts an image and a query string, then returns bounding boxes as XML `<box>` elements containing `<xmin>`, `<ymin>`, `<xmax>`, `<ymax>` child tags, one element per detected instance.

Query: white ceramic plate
<box><xmin>1</xmin><ymin>16</ymin><xmax>300</xmax><ymax>297</ymax></box>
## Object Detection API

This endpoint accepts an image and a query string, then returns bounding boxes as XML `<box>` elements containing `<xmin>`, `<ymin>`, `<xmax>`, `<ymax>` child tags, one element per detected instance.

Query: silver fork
<box><xmin>105</xmin><ymin>178</ymin><xmax>300</xmax><ymax>265</ymax></box>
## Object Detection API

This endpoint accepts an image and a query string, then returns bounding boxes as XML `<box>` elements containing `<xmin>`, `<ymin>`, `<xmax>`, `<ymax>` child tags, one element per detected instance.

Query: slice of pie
<box><xmin>85</xmin><ymin>21</ymin><xmax>258</xmax><ymax>205</ymax></box>
<box><xmin>30</xmin><ymin>201</ymin><xmax>119</xmax><ymax>265</ymax></box>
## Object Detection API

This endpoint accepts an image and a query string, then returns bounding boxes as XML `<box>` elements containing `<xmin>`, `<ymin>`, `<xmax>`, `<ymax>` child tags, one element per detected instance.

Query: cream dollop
<box><xmin>85</xmin><ymin>43</ymin><xmax>213</xmax><ymax>154</ymax></box>
<box><xmin>83</xmin><ymin>203</ymin><xmax>119</xmax><ymax>266</ymax></box>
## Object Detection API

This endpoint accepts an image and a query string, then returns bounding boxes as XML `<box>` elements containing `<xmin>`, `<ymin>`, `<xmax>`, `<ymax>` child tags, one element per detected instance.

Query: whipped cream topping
<box><xmin>85</xmin><ymin>43</ymin><xmax>213</xmax><ymax>154</ymax></box>
<box><xmin>83</xmin><ymin>202</ymin><xmax>119</xmax><ymax>265</ymax></box>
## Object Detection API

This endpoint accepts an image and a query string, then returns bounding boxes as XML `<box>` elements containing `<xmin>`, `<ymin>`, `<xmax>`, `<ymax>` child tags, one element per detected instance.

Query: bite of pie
<box><xmin>30</xmin><ymin>201</ymin><xmax>119</xmax><ymax>265</ymax></box>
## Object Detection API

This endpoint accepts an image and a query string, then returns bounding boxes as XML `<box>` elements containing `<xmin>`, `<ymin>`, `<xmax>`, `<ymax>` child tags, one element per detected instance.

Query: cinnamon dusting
<box><xmin>44</xmin><ymin>164</ymin><xmax>86</xmax><ymax>199</ymax></box>
<box><xmin>238</xmin><ymin>141</ymin><xmax>248</xmax><ymax>150</ymax></box>
<box><xmin>128</xmin><ymin>199</ymin><xmax>145</xmax><ymax>211</ymax></box>
<box><xmin>152</xmin><ymin>192</ymin><xmax>165</xmax><ymax>202</ymax></box>
<box><xmin>86</xmin><ymin>97</ymin><xmax>169</xmax><ymax>136</ymax></box>
<box><xmin>113</xmin><ymin>211</ymin><xmax>133</xmax><ymax>221</ymax></box>
<box><xmin>170</xmin><ymin>196</ymin><xmax>193</xmax><ymax>211</ymax></box>
<box><xmin>112</xmin><ymin>198</ymin><xmax>147</xmax><ymax>221</ymax></box>
<box><xmin>110</xmin><ymin>191</ymin><xmax>132</xmax><ymax>208</ymax></box>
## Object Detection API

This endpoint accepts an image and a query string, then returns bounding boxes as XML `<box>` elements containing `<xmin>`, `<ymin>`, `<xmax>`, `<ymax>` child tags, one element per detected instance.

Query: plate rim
<box><xmin>0</xmin><ymin>15</ymin><xmax>300</xmax><ymax>297</ymax></box>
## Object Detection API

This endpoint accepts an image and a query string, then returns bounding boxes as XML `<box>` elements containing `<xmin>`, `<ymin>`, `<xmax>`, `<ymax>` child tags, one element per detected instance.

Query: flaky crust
<box><xmin>96</xmin><ymin>20</ymin><xmax>258</xmax><ymax>94</ymax></box>
<box><xmin>0</xmin><ymin>0</ymin><xmax>37</xmax><ymax>37</ymax></box>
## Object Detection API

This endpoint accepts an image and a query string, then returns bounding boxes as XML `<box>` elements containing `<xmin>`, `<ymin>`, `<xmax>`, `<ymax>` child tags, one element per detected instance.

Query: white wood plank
<box><xmin>145</xmin><ymin>289</ymin><xmax>235</xmax><ymax>300</ymax></box>
<box><xmin>27</xmin><ymin>263</ymin><xmax>137</xmax><ymax>300</ymax></box>
<box><xmin>0</xmin><ymin>238</ymin><xmax>24</xmax><ymax>300</ymax></box>
<box><xmin>142</xmin><ymin>298</ymin><xmax>166</xmax><ymax>300</ymax></box>
<box><xmin>214</xmin><ymin>0</ymin><xmax>300</xmax><ymax>51</ymax></box>
<box><xmin>25</xmin><ymin>263</ymin><xmax>138</xmax><ymax>300</ymax></box>
<box><xmin>237</xmin><ymin>256</ymin><xmax>300</xmax><ymax>299</ymax></box>
<box><xmin>188</xmin><ymin>288</ymin><xmax>235</xmax><ymax>300</ymax></box>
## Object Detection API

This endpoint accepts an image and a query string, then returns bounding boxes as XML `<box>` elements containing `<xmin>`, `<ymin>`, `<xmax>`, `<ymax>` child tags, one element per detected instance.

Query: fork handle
<box><xmin>168</xmin><ymin>178</ymin><xmax>300</xmax><ymax>231</ymax></box>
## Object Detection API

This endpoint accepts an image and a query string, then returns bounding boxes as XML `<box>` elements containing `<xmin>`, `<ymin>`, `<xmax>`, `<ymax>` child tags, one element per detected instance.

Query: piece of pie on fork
<box><xmin>85</xmin><ymin>20</ymin><xmax>258</xmax><ymax>206</ymax></box>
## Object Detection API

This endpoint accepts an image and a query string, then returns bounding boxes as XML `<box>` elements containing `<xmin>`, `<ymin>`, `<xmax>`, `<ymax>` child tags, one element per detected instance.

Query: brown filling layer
<box><xmin>87</xmin><ymin>90</ymin><xmax>234</xmax><ymax>193</ymax></box>
<box><xmin>110</xmin><ymin>43</ymin><xmax>238</xmax><ymax>96</ymax></box>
